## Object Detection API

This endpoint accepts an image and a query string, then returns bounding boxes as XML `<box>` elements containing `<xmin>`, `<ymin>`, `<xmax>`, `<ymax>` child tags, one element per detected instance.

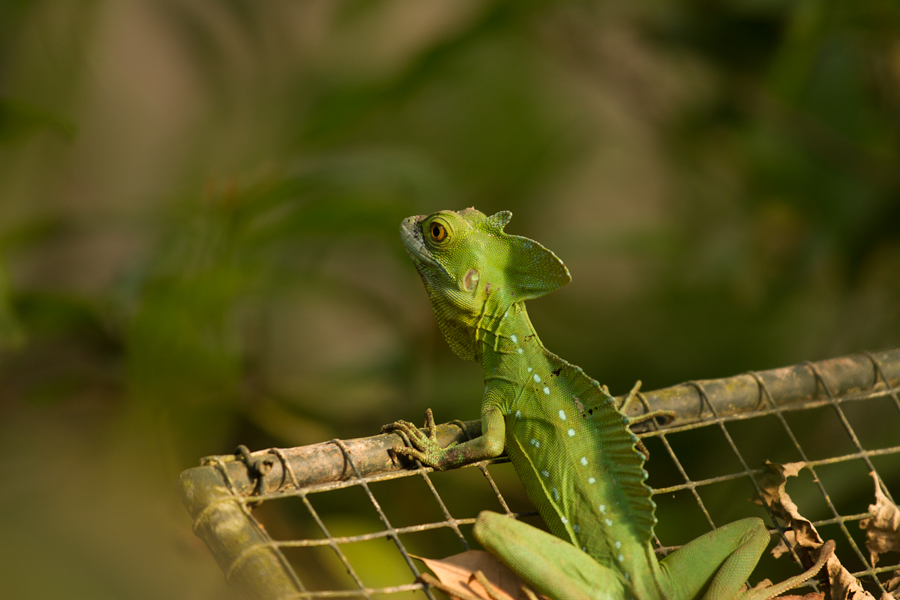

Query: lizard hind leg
<box><xmin>473</xmin><ymin>511</ymin><xmax>627</xmax><ymax>600</ymax></box>
<box><xmin>658</xmin><ymin>518</ymin><xmax>833</xmax><ymax>600</ymax></box>
<box><xmin>658</xmin><ymin>518</ymin><xmax>770</xmax><ymax>599</ymax></box>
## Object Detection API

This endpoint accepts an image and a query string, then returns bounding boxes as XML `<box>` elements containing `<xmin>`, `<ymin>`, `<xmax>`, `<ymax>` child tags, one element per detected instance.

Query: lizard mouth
<box><xmin>400</xmin><ymin>215</ymin><xmax>445</xmax><ymax>273</ymax></box>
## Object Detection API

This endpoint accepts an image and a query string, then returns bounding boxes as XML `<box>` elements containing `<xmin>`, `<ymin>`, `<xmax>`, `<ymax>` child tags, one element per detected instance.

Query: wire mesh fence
<box><xmin>179</xmin><ymin>349</ymin><xmax>900</xmax><ymax>600</ymax></box>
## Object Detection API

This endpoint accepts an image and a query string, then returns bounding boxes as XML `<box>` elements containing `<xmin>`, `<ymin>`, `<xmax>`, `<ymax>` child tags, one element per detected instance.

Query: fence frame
<box><xmin>179</xmin><ymin>348</ymin><xmax>900</xmax><ymax>599</ymax></box>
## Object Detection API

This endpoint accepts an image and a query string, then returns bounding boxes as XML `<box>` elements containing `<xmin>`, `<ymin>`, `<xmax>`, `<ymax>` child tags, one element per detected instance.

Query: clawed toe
<box><xmin>382</xmin><ymin>419</ymin><xmax>415</xmax><ymax>434</ymax></box>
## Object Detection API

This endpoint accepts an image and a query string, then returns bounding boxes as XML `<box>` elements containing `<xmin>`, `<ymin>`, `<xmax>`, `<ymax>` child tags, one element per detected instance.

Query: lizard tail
<box><xmin>739</xmin><ymin>539</ymin><xmax>834</xmax><ymax>600</ymax></box>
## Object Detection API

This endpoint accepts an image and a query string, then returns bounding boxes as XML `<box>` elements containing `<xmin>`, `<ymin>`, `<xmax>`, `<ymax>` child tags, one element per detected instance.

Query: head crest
<box><xmin>486</xmin><ymin>211</ymin><xmax>571</xmax><ymax>302</ymax></box>
<box><xmin>485</xmin><ymin>210</ymin><xmax>512</xmax><ymax>230</ymax></box>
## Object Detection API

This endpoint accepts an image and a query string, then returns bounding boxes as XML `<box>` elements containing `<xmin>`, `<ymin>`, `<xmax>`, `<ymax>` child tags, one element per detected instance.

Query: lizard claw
<box><xmin>382</xmin><ymin>408</ymin><xmax>455</xmax><ymax>469</ymax></box>
<box><xmin>381</xmin><ymin>418</ymin><xmax>418</xmax><ymax>437</ymax></box>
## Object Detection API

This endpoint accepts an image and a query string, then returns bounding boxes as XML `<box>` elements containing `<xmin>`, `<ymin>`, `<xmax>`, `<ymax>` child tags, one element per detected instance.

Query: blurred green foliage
<box><xmin>0</xmin><ymin>1</ymin><xmax>898</xmax><ymax>598</ymax></box>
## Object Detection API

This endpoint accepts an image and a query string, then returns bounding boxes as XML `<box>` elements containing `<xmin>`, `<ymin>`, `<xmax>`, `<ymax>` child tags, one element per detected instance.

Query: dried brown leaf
<box><xmin>883</xmin><ymin>570</ymin><xmax>900</xmax><ymax>595</ymax></box>
<box><xmin>859</xmin><ymin>473</ymin><xmax>900</xmax><ymax>567</ymax></box>
<box><xmin>757</xmin><ymin>461</ymin><xmax>877</xmax><ymax>600</ymax></box>
<box><xmin>772</xmin><ymin>531</ymin><xmax>798</xmax><ymax>560</ymax></box>
<box><xmin>413</xmin><ymin>551</ymin><xmax>547</xmax><ymax>600</ymax></box>
<box><xmin>826</xmin><ymin>557</ymin><xmax>876</xmax><ymax>600</ymax></box>
<box><xmin>756</xmin><ymin>461</ymin><xmax>823</xmax><ymax>550</ymax></box>
<box><xmin>886</xmin><ymin>571</ymin><xmax>900</xmax><ymax>589</ymax></box>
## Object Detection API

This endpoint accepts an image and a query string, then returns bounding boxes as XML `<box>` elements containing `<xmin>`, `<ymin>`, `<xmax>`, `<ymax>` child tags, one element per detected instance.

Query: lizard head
<box><xmin>400</xmin><ymin>208</ymin><xmax>571</xmax><ymax>361</ymax></box>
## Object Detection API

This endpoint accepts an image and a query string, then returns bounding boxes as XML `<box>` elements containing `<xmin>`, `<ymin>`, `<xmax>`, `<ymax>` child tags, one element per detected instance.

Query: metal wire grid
<box><xmin>639</xmin><ymin>353</ymin><xmax>900</xmax><ymax>596</ymax></box>
<box><xmin>182</xmin><ymin>350</ymin><xmax>900</xmax><ymax>599</ymax></box>
<box><xmin>201</xmin><ymin>440</ymin><xmax>533</xmax><ymax>600</ymax></box>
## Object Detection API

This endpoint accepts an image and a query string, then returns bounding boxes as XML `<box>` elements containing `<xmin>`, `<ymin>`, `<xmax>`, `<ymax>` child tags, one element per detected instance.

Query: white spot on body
<box><xmin>558</xmin><ymin>410</ymin><xmax>566</xmax><ymax>420</ymax></box>
<box><xmin>515</xmin><ymin>410</ymin><xmax>521</xmax><ymax>419</ymax></box>
<box><xmin>567</xmin><ymin>429</ymin><xmax>575</xmax><ymax>437</ymax></box>
<box><xmin>543</xmin><ymin>386</ymin><xmax>550</xmax><ymax>395</ymax></box>
<box><xmin>528</xmin><ymin>367</ymin><xmax>533</xmax><ymax>372</ymax></box>
<box><xmin>615</xmin><ymin>541</ymin><xmax>622</xmax><ymax>549</ymax></box>
<box><xmin>530</xmin><ymin>439</ymin><xmax>540</xmax><ymax>448</ymax></box>
<box><xmin>552</xmin><ymin>487</ymin><xmax>559</xmax><ymax>501</ymax></box>
<box><xmin>510</xmin><ymin>334</ymin><xmax>518</xmax><ymax>344</ymax></box>
<box><xmin>518</xmin><ymin>348</ymin><xmax>523</xmax><ymax>354</ymax></box>
<box><xmin>599</xmin><ymin>505</ymin><xmax>606</xmax><ymax>513</ymax></box>
<box><xmin>533</xmin><ymin>374</ymin><xmax>541</xmax><ymax>383</ymax></box>
<box><xmin>618</xmin><ymin>554</ymin><xmax>624</xmax><ymax>562</ymax></box>
<box><xmin>573</xmin><ymin>525</ymin><xmax>580</xmax><ymax>533</ymax></box>
<box><xmin>561</xmin><ymin>516</ymin><xmax>568</xmax><ymax>524</ymax></box>
<box><xmin>580</xmin><ymin>457</ymin><xmax>588</xmax><ymax>466</ymax></box>
<box><xmin>541</xmin><ymin>470</ymin><xmax>549</xmax><ymax>477</ymax></box>
<box><xmin>605</xmin><ymin>519</ymin><xmax>613</xmax><ymax>526</ymax></box>
<box><xmin>588</xmin><ymin>477</ymin><xmax>596</xmax><ymax>484</ymax></box>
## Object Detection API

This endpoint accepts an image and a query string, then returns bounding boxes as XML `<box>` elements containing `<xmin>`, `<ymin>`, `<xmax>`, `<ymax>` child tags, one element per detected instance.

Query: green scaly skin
<box><xmin>385</xmin><ymin>209</ymin><xmax>833</xmax><ymax>600</ymax></box>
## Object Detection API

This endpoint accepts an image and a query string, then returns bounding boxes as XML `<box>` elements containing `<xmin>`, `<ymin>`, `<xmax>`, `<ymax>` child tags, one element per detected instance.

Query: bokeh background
<box><xmin>1</xmin><ymin>1</ymin><xmax>899</xmax><ymax>598</ymax></box>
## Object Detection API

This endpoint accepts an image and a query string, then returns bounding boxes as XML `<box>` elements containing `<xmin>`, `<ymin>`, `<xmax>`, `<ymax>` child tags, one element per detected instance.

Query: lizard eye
<box><xmin>429</xmin><ymin>222</ymin><xmax>448</xmax><ymax>243</ymax></box>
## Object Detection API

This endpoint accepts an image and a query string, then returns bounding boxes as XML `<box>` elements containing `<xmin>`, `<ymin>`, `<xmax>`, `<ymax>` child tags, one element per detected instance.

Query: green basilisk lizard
<box><xmin>385</xmin><ymin>208</ymin><xmax>833</xmax><ymax>600</ymax></box>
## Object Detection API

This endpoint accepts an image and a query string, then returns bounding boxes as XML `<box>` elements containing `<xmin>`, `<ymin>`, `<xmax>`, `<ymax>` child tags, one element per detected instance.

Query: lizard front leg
<box><xmin>383</xmin><ymin>406</ymin><xmax>506</xmax><ymax>471</ymax></box>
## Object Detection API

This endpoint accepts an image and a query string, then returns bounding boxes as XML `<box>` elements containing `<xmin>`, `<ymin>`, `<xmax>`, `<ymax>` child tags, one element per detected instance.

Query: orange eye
<box><xmin>429</xmin><ymin>222</ymin><xmax>448</xmax><ymax>243</ymax></box>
